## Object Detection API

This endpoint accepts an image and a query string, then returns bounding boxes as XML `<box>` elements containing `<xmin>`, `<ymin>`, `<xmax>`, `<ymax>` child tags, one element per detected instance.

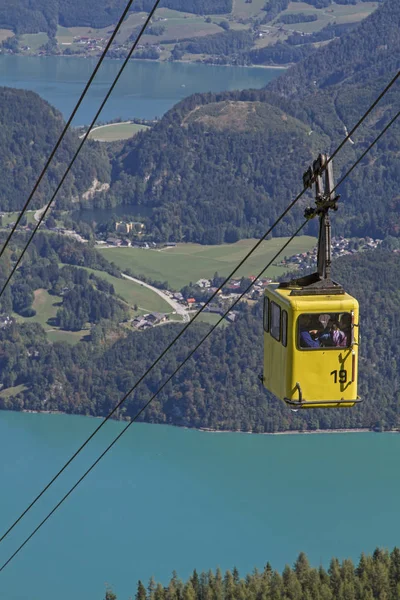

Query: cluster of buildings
<box><xmin>115</xmin><ymin>221</ymin><xmax>145</xmax><ymax>235</ymax></box>
<box><xmin>47</xmin><ymin>227</ymin><xmax>88</xmax><ymax>244</ymax></box>
<box><xmin>281</xmin><ymin>236</ymin><xmax>382</xmax><ymax>270</ymax></box>
<box><xmin>103</xmin><ymin>238</ymin><xmax>157</xmax><ymax>248</ymax></box>
<box><xmin>194</xmin><ymin>276</ymin><xmax>272</xmax><ymax>300</ymax></box>
<box><xmin>131</xmin><ymin>312</ymin><xmax>168</xmax><ymax>330</ymax></box>
<box><xmin>71</xmin><ymin>36</ymin><xmax>107</xmax><ymax>51</ymax></box>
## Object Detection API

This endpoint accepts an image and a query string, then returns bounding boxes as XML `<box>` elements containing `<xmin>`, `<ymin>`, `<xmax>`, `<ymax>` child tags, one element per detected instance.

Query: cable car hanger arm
<box><xmin>280</xmin><ymin>153</ymin><xmax>344</xmax><ymax>296</ymax></box>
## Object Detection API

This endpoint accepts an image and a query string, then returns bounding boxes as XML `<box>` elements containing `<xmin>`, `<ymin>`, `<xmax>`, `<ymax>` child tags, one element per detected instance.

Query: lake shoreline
<box><xmin>19</xmin><ymin>408</ymin><xmax>394</xmax><ymax>435</ymax></box>
<box><xmin>4</xmin><ymin>51</ymin><xmax>289</xmax><ymax>70</ymax></box>
<box><xmin>198</xmin><ymin>427</ymin><xmax>386</xmax><ymax>435</ymax></box>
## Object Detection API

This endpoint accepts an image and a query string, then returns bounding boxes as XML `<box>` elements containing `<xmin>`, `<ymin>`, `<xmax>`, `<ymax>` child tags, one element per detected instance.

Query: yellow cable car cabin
<box><xmin>262</xmin><ymin>284</ymin><xmax>359</xmax><ymax>409</ymax></box>
<box><xmin>261</xmin><ymin>154</ymin><xmax>361</xmax><ymax>409</ymax></box>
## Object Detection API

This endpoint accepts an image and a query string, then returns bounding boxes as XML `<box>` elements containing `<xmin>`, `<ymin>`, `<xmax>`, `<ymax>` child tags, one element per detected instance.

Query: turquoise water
<box><xmin>0</xmin><ymin>56</ymin><xmax>280</xmax><ymax>125</ymax></box>
<box><xmin>0</xmin><ymin>411</ymin><xmax>399</xmax><ymax>600</ymax></box>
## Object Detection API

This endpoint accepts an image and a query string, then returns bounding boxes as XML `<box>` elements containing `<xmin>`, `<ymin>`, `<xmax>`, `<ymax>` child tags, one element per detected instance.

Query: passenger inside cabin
<box><xmin>319</xmin><ymin>317</ymin><xmax>346</xmax><ymax>347</ymax></box>
<box><xmin>298</xmin><ymin>313</ymin><xmax>352</xmax><ymax>349</ymax></box>
<box><xmin>299</xmin><ymin>314</ymin><xmax>321</xmax><ymax>348</ymax></box>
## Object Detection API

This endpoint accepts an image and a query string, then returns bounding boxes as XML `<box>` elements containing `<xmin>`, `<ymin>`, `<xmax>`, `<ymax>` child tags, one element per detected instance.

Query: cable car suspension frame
<box><xmin>281</xmin><ymin>153</ymin><xmax>344</xmax><ymax>296</ymax></box>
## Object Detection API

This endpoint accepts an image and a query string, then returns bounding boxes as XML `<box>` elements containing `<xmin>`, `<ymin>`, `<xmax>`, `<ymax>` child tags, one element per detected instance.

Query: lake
<box><xmin>0</xmin><ymin>56</ymin><xmax>281</xmax><ymax>125</ymax></box>
<box><xmin>0</xmin><ymin>411</ymin><xmax>399</xmax><ymax>600</ymax></box>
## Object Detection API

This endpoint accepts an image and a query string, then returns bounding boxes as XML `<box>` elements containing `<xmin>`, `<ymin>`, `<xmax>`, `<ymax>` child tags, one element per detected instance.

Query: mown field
<box><xmin>194</xmin><ymin>312</ymin><xmax>228</xmax><ymax>328</ymax></box>
<box><xmin>1</xmin><ymin>210</ymin><xmax>36</xmax><ymax>226</ymax></box>
<box><xmin>82</xmin><ymin>268</ymin><xmax>172</xmax><ymax>314</ymax></box>
<box><xmin>87</xmin><ymin>122</ymin><xmax>149</xmax><ymax>142</ymax></box>
<box><xmin>99</xmin><ymin>236</ymin><xmax>316</xmax><ymax>290</ymax></box>
<box><xmin>13</xmin><ymin>289</ymin><xmax>88</xmax><ymax>344</ymax></box>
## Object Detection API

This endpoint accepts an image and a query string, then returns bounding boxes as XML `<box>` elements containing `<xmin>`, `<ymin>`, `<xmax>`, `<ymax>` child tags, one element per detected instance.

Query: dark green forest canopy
<box><xmin>107</xmin><ymin>547</ymin><xmax>400</xmax><ymax>600</ymax></box>
<box><xmin>106</xmin><ymin>0</ymin><xmax>400</xmax><ymax>243</ymax></box>
<box><xmin>0</xmin><ymin>0</ymin><xmax>232</xmax><ymax>34</ymax></box>
<box><xmin>2</xmin><ymin>245</ymin><xmax>400</xmax><ymax>435</ymax></box>
<box><xmin>0</xmin><ymin>87</ymin><xmax>110</xmax><ymax>211</ymax></box>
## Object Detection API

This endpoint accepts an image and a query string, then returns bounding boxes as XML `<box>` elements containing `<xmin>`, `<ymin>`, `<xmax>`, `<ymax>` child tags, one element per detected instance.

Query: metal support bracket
<box><xmin>280</xmin><ymin>154</ymin><xmax>344</xmax><ymax>296</ymax></box>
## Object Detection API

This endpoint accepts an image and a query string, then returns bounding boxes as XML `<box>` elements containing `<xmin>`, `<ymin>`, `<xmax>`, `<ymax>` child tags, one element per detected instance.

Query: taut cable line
<box><xmin>1</xmin><ymin>60</ymin><xmax>399</xmax><ymax>568</ymax></box>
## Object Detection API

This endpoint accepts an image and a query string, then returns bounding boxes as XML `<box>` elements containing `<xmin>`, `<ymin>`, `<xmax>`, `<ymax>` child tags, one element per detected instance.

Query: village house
<box><xmin>196</xmin><ymin>279</ymin><xmax>211</xmax><ymax>288</ymax></box>
<box><xmin>106</xmin><ymin>237</ymin><xmax>123</xmax><ymax>246</ymax></box>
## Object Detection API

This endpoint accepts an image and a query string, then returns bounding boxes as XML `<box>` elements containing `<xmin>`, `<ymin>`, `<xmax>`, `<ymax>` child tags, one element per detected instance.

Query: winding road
<box><xmin>121</xmin><ymin>273</ymin><xmax>190</xmax><ymax>322</ymax></box>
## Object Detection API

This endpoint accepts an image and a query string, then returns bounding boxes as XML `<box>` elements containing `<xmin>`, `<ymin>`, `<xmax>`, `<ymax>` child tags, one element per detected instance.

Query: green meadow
<box><xmin>82</xmin><ymin>268</ymin><xmax>172</xmax><ymax>314</ymax></box>
<box><xmin>13</xmin><ymin>289</ymin><xmax>87</xmax><ymax>344</ymax></box>
<box><xmin>87</xmin><ymin>123</ymin><xmax>149</xmax><ymax>142</ymax></box>
<box><xmin>99</xmin><ymin>236</ymin><xmax>316</xmax><ymax>290</ymax></box>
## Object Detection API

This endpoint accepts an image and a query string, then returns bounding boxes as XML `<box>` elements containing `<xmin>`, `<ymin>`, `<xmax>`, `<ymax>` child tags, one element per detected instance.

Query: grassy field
<box><xmin>278</xmin><ymin>1</ymin><xmax>378</xmax><ymax>35</ymax></box>
<box><xmin>99</xmin><ymin>236</ymin><xmax>316</xmax><ymax>290</ymax></box>
<box><xmin>14</xmin><ymin>289</ymin><xmax>87</xmax><ymax>344</ymax></box>
<box><xmin>1</xmin><ymin>211</ymin><xmax>36</xmax><ymax>226</ymax></box>
<box><xmin>87</xmin><ymin>123</ymin><xmax>149</xmax><ymax>142</ymax></box>
<box><xmin>194</xmin><ymin>312</ymin><xmax>228</xmax><ymax>328</ymax></box>
<box><xmin>82</xmin><ymin>268</ymin><xmax>173</xmax><ymax>314</ymax></box>
<box><xmin>20</xmin><ymin>32</ymin><xmax>49</xmax><ymax>50</ymax></box>
<box><xmin>0</xmin><ymin>384</ymin><xmax>28</xmax><ymax>398</ymax></box>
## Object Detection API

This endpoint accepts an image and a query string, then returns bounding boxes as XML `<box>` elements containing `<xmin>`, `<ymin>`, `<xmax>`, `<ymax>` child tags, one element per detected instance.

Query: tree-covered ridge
<box><xmin>270</xmin><ymin>0</ymin><xmax>399</xmax><ymax>99</ymax></box>
<box><xmin>107</xmin><ymin>95</ymin><xmax>327</xmax><ymax>244</ymax></box>
<box><xmin>0</xmin><ymin>0</ymin><xmax>233</xmax><ymax>34</ymax></box>
<box><xmin>106</xmin><ymin>547</ymin><xmax>400</xmax><ymax>600</ymax></box>
<box><xmin>0</xmin><ymin>87</ymin><xmax>110</xmax><ymax>211</ymax></box>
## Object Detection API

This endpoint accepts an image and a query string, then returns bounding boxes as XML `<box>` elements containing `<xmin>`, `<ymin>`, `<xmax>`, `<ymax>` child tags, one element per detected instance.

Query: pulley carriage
<box><xmin>261</xmin><ymin>154</ymin><xmax>361</xmax><ymax>409</ymax></box>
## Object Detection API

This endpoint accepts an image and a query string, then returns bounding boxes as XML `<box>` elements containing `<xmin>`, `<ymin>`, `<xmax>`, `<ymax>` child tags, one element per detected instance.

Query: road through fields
<box><xmin>122</xmin><ymin>273</ymin><xmax>189</xmax><ymax>322</ymax></box>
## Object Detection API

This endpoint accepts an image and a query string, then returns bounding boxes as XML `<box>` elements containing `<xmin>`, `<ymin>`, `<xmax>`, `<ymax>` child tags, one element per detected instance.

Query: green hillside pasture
<box><xmin>231</xmin><ymin>0</ymin><xmax>268</xmax><ymax>19</ymax></box>
<box><xmin>0</xmin><ymin>384</ymin><xmax>28</xmax><ymax>399</ymax></box>
<box><xmin>99</xmin><ymin>236</ymin><xmax>316</xmax><ymax>290</ymax></box>
<box><xmin>82</xmin><ymin>268</ymin><xmax>173</xmax><ymax>314</ymax></box>
<box><xmin>1</xmin><ymin>210</ymin><xmax>36</xmax><ymax>226</ymax></box>
<box><xmin>20</xmin><ymin>32</ymin><xmax>49</xmax><ymax>50</ymax></box>
<box><xmin>14</xmin><ymin>289</ymin><xmax>87</xmax><ymax>344</ymax></box>
<box><xmin>117</xmin><ymin>9</ymin><xmax>222</xmax><ymax>44</ymax></box>
<box><xmin>88</xmin><ymin>123</ymin><xmax>149</xmax><ymax>142</ymax></box>
<box><xmin>195</xmin><ymin>312</ymin><xmax>228</xmax><ymax>328</ymax></box>
<box><xmin>279</xmin><ymin>1</ymin><xmax>378</xmax><ymax>35</ymax></box>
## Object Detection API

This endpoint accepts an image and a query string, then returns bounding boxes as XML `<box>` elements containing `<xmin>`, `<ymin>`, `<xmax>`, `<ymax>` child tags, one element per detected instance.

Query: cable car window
<box><xmin>298</xmin><ymin>312</ymin><xmax>352</xmax><ymax>349</ymax></box>
<box><xmin>270</xmin><ymin>302</ymin><xmax>281</xmax><ymax>341</ymax></box>
<box><xmin>263</xmin><ymin>297</ymin><xmax>269</xmax><ymax>332</ymax></box>
<box><xmin>282</xmin><ymin>310</ymin><xmax>288</xmax><ymax>347</ymax></box>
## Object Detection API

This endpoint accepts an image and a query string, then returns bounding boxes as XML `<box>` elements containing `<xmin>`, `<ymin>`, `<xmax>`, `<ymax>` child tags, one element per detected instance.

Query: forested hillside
<box><xmin>0</xmin><ymin>0</ymin><xmax>232</xmax><ymax>34</ymax></box>
<box><xmin>106</xmin><ymin>547</ymin><xmax>400</xmax><ymax>600</ymax></box>
<box><xmin>1</xmin><ymin>244</ymin><xmax>400</xmax><ymax>434</ymax></box>
<box><xmin>108</xmin><ymin>97</ymin><xmax>326</xmax><ymax>243</ymax></box>
<box><xmin>0</xmin><ymin>88</ymin><xmax>110</xmax><ymax>211</ymax></box>
<box><xmin>104</xmin><ymin>0</ymin><xmax>400</xmax><ymax>244</ymax></box>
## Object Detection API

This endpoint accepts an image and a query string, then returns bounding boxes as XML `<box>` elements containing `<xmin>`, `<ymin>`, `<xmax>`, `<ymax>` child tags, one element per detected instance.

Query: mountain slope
<box><xmin>0</xmin><ymin>87</ymin><xmax>110</xmax><ymax>211</ymax></box>
<box><xmin>107</xmin><ymin>94</ymin><xmax>327</xmax><ymax>243</ymax></box>
<box><xmin>106</xmin><ymin>0</ymin><xmax>400</xmax><ymax>242</ymax></box>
